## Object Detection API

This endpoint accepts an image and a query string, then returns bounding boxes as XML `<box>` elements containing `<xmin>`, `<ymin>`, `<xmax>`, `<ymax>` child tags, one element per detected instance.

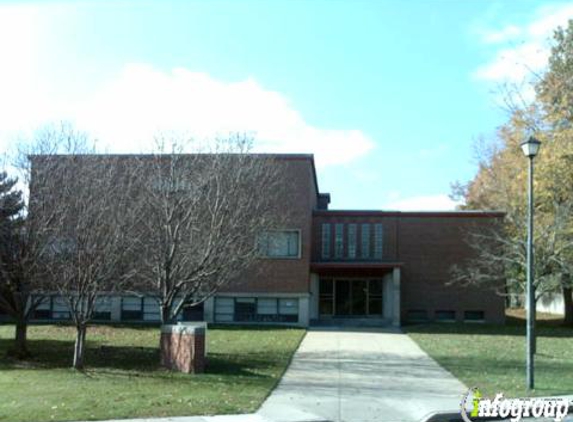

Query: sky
<box><xmin>1</xmin><ymin>0</ymin><xmax>572</xmax><ymax>210</ymax></box>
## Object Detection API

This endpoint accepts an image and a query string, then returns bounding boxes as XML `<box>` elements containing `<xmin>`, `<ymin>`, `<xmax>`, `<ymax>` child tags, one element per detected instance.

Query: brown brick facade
<box><xmin>219</xmin><ymin>156</ymin><xmax>318</xmax><ymax>295</ymax></box>
<box><xmin>396</xmin><ymin>214</ymin><xmax>505</xmax><ymax>324</ymax></box>
<box><xmin>30</xmin><ymin>153</ymin><xmax>506</xmax><ymax>326</ymax></box>
<box><xmin>309</xmin><ymin>211</ymin><xmax>505</xmax><ymax>324</ymax></box>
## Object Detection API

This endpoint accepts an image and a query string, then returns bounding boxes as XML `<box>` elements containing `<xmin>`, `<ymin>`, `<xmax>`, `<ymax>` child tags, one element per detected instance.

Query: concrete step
<box><xmin>310</xmin><ymin>318</ymin><xmax>390</xmax><ymax>328</ymax></box>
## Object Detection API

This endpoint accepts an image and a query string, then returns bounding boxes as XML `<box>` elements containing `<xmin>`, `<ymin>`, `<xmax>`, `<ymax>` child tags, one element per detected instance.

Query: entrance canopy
<box><xmin>310</xmin><ymin>262</ymin><xmax>402</xmax><ymax>277</ymax></box>
<box><xmin>310</xmin><ymin>262</ymin><xmax>402</xmax><ymax>326</ymax></box>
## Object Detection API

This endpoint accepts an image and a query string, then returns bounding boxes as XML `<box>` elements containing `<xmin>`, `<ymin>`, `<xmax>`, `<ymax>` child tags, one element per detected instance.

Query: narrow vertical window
<box><xmin>361</xmin><ymin>224</ymin><xmax>370</xmax><ymax>259</ymax></box>
<box><xmin>347</xmin><ymin>224</ymin><xmax>357</xmax><ymax>259</ymax></box>
<box><xmin>374</xmin><ymin>223</ymin><xmax>383</xmax><ymax>259</ymax></box>
<box><xmin>321</xmin><ymin>223</ymin><xmax>331</xmax><ymax>259</ymax></box>
<box><xmin>334</xmin><ymin>223</ymin><xmax>344</xmax><ymax>259</ymax></box>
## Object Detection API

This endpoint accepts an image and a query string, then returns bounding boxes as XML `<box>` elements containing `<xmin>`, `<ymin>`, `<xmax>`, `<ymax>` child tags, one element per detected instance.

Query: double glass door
<box><xmin>319</xmin><ymin>278</ymin><xmax>383</xmax><ymax>317</ymax></box>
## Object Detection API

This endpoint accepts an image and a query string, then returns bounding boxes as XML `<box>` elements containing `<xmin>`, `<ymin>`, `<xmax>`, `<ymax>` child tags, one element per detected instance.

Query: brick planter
<box><xmin>160</xmin><ymin>322</ymin><xmax>206</xmax><ymax>373</ymax></box>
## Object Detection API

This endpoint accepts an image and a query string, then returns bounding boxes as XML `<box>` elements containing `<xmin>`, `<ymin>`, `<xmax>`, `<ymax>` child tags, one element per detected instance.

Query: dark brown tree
<box><xmin>130</xmin><ymin>136</ymin><xmax>284</xmax><ymax>324</ymax></box>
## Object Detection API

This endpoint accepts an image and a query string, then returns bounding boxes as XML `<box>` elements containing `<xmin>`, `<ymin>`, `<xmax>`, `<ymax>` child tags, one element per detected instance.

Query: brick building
<box><xmin>27</xmin><ymin>154</ymin><xmax>506</xmax><ymax>327</ymax></box>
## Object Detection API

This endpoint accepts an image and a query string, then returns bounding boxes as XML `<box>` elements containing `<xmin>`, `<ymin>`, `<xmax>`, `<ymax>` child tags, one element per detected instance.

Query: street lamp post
<box><xmin>520</xmin><ymin>136</ymin><xmax>541</xmax><ymax>391</ymax></box>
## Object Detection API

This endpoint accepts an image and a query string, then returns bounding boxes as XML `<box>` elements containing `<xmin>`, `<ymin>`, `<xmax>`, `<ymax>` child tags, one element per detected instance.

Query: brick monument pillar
<box><xmin>160</xmin><ymin>322</ymin><xmax>206</xmax><ymax>373</ymax></box>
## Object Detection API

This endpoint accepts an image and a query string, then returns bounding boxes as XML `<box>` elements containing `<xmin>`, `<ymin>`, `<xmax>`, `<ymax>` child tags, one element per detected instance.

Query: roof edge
<box><xmin>313</xmin><ymin>210</ymin><xmax>505</xmax><ymax>218</ymax></box>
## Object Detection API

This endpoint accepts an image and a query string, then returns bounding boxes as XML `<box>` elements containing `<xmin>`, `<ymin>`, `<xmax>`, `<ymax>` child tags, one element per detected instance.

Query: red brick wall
<box><xmin>160</xmin><ymin>331</ymin><xmax>205</xmax><ymax>373</ymax></box>
<box><xmin>220</xmin><ymin>157</ymin><xmax>317</xmax><ymax>294</ymax></box>
<box><xmin>397</xmin><ymin>215</ymin><xmax>506</xmax><ymax>324</ymax></box>
<box><xmin>310</xmin><ymin>211</ymin><xmax>506</xmax><ymax>324</ymax></box>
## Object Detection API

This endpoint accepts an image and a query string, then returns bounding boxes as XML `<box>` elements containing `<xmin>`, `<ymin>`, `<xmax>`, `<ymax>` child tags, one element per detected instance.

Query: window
<box><xmin>321</xmin><ymin>224</ymin><xmax>331</xmax><ymax>259</ymax></box>
<box><xmin>215</xmin><ymin>297</ymin><xmax>234</xmax><ymax>322</ymax></box>
<box><xmin>46</xmin><ymin>237</ymin><xmax>76</xmax><ymax>258</ymax></box>
<box><xmin>347</xmin><ymin>224</ymin><xmax>357</xmax><ymax>259</ymax></box>
<box><xmin>374</xmin><ymin>224</ymin><xmax>383</xmax><ymax>259</ymax></box>
<box><xmin>143</xmin><ymin>297</ymin><xmax>161</xmax><ymax>321</ymax></box>
<box><xmin>278</xmin><ymin>299</ymin><xmax>299</xmax><ymax>322</ymax></box>
<box><xmin>407</xmin><ymin>309</ymin><xmax>428</xmax><ymax>322</ymax></box>
<box><xmin>93</xmin><ymin>297</ymin><xmax>111</xmax><ymax>321</ymax></box>
<box><xmin>464</xmin><ymin>310</ymin><xmax>485</xmax><ymax>322</ymax></box>
<box><xmin>33</xmin><ymin>296</ymin><xmax>52</xmax><ymax>319</ymax></box>
<box><xmin>361</xmin><ymin>224</ymin><xmax>371</xmax><ymax>259</ymax></box>
<box><xmin>319</xmin><ymin>279</ymin><xmax>334</xmax><ymax>315</ymax></box>
<box><xmin>121</xmin><ymin>296</ymin><xmax>143</xmax><ymax>321</ymax></box>
<box><xmin>258</xmin><ymin>298</ymin><xmax>278</xmax><ymax>315</ymax></box>
<box><xmin>368</xmin><ymin>279</ymin><xmax>383</xmax><ymax>315</ymax></box>
<box><xmin>334</xmin><ymin>224</ymin><xmax>344</xmax><ymax>259</ymax></box>
<box><xmin>259</xmin><ymin>230</ymin><xmax>300</xmax><ymax>258</ymax></box>
<box><xmin>214</xmin><ymin>297</ymin><xmax>299</xmax><ymax>323</ymax></box>
<box><xmin>52</xmin><ymin>297</ymin><xmax>70</xmax><ymax>320</ymax></box>
<box><xmin>235</xmin><ymin>298</ymin><xmax>256</xmax><ymax>322</ymax></box>
<box><xmin>435</xmin><ymin>310</ymin><xmax>456</xmax><ymax>322</ymax></box>
<box><xmin>182</xmin><ymin>302</ymin><xmax>204</xmax><ymax>321</ymax></box>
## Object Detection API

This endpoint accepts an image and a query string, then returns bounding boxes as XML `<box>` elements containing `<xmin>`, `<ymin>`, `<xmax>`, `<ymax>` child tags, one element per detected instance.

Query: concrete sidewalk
<box><xmin>257</xmin><ymin>327</ymin><xmax>467</xmax><ymax>422</ymax></box>
<box><xmin>77</xmin><ymin>328</ymin><xmax>467</xmax><ymax>422</ymax></box>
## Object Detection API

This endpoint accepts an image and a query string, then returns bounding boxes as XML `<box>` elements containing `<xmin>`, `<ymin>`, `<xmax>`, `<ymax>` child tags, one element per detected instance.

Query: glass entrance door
<box><xmin>319</xmin><ymin>278</ymin><xmax>384</xmax><ymax>318</ymax></box>
<box><xmin>335</xmin><ymin>280</ymin><xmax>352</xmax><ymax>316</ymax></box>
<box><xmin>351</xmin><ymin>280</ymin><xmax>367</xmax><ymax>315</ymax></box>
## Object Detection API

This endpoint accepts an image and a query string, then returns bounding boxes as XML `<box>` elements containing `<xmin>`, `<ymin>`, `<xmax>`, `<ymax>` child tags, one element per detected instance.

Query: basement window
<box><xmin>407</xmin><ymin>309</ymin><xmax>428</xmax><ymax>322</ymax></box>
<box><xmin>464</xmin><ymin>310</ymin><xmax>485</xmax><ymax>323</ymax></box>
<box><xmin>93</xmin><ymin>297</ymin><xmax>112</xmax><ymax>321</ymax></box>
<box><xmin>121</xmin><ymin>296</ymin><xmax>144</xmax><ymax>321</ymax></box>
<box><xmin>32</xmin><ymin>296</ymin><xmax>52</xmax><ymax>319</ymax></box>
<box><xmin>435</xmin><ymin>310</ymin><xmax>456</xmax><ymax>322</ymax></box>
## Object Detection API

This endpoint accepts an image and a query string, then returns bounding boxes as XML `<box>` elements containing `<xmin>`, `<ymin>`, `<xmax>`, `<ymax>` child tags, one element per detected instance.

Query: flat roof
<box><xmin>313</xmin><ymin>209</ymin><xmax>505</xmax><ymax>218</ymax></box>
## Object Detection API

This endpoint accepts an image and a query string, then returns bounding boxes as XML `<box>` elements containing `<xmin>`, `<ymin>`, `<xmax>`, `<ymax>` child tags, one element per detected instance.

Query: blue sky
<box><xmin>1</xmin><ymin>0</ymin><xmax>572</xmax><ymax>209</ymax></box>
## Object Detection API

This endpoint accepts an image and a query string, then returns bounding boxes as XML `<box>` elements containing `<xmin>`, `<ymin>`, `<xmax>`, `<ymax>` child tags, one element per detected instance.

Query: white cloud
<box><xmin>0</xmin><ymin>1</ymin><xmax>374</xmax><ymax>170</ymax></box>
<box><xmin>480</xmin><ymin>24</ymin><xmax>522</xmax><ymax>44</ymax></box>
<box><xmin>474</xmin><ymin>3</ymin><xmax>573</xmax><ymax>85</ymax></box>
<box><xmin>69</xmin><ymin>64</ymin><xmax>375</xmax><ymax>167</ymax></box>
<box><xmin>382</xmin><ymin>194</ymin><xmax>460</xmax><ymax>211</ymax></box>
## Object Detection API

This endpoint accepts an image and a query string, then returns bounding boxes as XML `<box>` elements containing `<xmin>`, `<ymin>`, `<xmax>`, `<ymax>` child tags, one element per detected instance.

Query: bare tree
<box><xmin>0</xmin><ymin>170</ymin><xmax>31</xmax><ymax>358</ymax></box>
<box><xmin>450</xmin><ymin>199</ymin><xmax>573</xmax><ymax>312</ymax></box>
<box><xmin>129</xmin><ymin>135</ymin><xmax>284</xmax><ymax>323</ymax></box>
<box><xmin>0</xmin><ymin>123</ymin><xmax>92</xmax><ymax>358</ymax></box>
<box><xmin>33</xmin><ymin>153</ymin><xmax>141</xmax><ymax>369</ymax></box>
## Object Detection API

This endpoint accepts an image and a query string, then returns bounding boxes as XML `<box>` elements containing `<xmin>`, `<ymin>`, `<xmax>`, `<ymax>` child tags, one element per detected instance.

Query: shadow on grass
<box><xmin>0</xmin><ymin>338</ymin><xmax>275</xmax><ymax>381</ymax></box>
<box><xmin>431</xmin><ymin>354</ymin><xmax>573</xmax><ymax>396</ymax></box>
<box><xmin>404</xmin><ymin>322</ymin><xmax>573</xmax><ymax>338</ymax></box>
<box><xmin>207</xmin><ymin>324</ymin><xmax>300</xmax><ymax>332</ymax></box>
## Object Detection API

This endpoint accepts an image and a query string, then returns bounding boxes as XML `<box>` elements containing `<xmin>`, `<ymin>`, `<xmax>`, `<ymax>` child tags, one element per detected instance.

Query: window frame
<box><xmin>321</xmin><ymin>223</ymin><xmax>331</xmax><ymax>259</ymax></box>
<box><xmin>334</xmin><ymin>223</ymin><xmax>344</xmax><ymax>259</ymax></box>
<box><xmin>258</xmin><ymin>229</ymin><xmax>302</xmax><ymax>260</ymax></box>
<box><xmin>464</xmin><ymin>310</ymin><xmax>485</xmax><ymax>323</ymax></box>
<box><xmin>121</xmin><ymin>296</ymin><xmax>144</xmax><ymax>321</ymax></box>
<box><xmin>347</xmin><ymin>223</ymin><xmax>357</xmax><ymax>259</ymax></box>
<box><xmin>435</xmin><ymin>310</ymin><xmax>456</xmax><ymax>323</ymax></box>
<box><xmin>215</xmin><ymin>297</ymin><xmax>300</xmax><ymax>323</ymax></box>
<box><xmin>373</xmin><ymin>223</ymin><xmax>383</xmax><ymax>259</ymax></box>
<box><xmin>360</xmin><ymin>224</ymin><xmax>371</xmax><ymax>259</ymax></box>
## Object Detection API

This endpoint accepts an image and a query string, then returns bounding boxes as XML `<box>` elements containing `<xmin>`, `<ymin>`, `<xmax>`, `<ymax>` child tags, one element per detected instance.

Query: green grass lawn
<box><xmin>405</xmin><ymin>310</ymin><xmax>573</xmax><ymax>397</ymax></box>
<box><xmin>0</xmin><ymin>324</ymin><xmax>305</xmax><ymax>422</ymax></box>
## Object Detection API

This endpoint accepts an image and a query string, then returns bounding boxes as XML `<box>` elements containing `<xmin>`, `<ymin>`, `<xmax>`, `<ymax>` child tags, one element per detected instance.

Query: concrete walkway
<box><xmin>77</xmin><ymin>328</ymin><xmax>467</xmax><ymax>422</ymax></box>
<box><xmin>257</xmin><ymin>327</ymin><xmax>466</xmax><ymax>422</ymax></box>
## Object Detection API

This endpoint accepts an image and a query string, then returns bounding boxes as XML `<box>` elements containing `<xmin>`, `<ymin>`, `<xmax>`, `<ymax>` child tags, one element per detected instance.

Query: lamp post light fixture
<box><xmin>520</xmin><ymin>135</ymin><xmax>541</xmax><ymax>391</ymax></box>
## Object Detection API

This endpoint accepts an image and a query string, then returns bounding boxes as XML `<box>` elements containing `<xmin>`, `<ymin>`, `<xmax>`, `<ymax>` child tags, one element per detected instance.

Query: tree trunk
<box><xmin>161</xmin><ymin>305</ymin><xmax>172</xmax><ymax>325</ymax></box>
<box><xmin>563</xmin><ymin>286</ymin><xmax>573</xmax><ymax>327</ymax></box>
<box><xmin>73</xmin><ymin>325</ymin><xmax>87</xmax><ymax>370</ymax></box>
<box><xmin>13</xmin><ymin>318</ymin><xmax>29</xmax><ymax>359</ymax></box>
